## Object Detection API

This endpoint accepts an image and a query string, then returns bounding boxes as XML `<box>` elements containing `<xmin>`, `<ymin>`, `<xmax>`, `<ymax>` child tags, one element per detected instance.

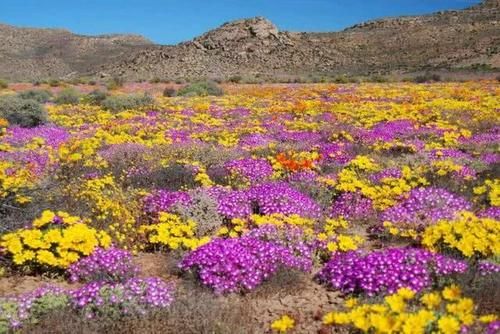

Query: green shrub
<box><xmin>163</xmin><ymin>87</ymin><xmax>177</xmax><ymax>97</ymax></box>
<box><xmin>177</xmin><ymin>81</ymin><xmax>224</xmax><ymax>97</ymax></box>
<box><xmin>83</xmin><ymin>89</ymin><xmax>108</xmax><ymax>105</ymax></box>
<box><xmin>48</xmin><ymin>79</ymin><xmax>61</xmax><ymax>87</ymax></box>
<box><xmin>54</xmin><ymin>88</ymin><xmax>81</xmax><ymax>105</ymax></box>
<box><xmin>413</xmin><ymin>73</ymin><xmax>441</xmax><ymax>83</ymax></box>
<box><xmin>106</xmin><ymin>76</ymin><xmax>125</xmax><ymax>91</ymax></box>
<box><xmin>18</xmin><ymin>89</ymin><xmax>53</xmax><ymax>103</ymax></box>
<box><xmin>334</xmin><ymin>75</ymin><xmax>350</xmax><ymax>84</ymax></box>
<box><xmin>0</xmin><ymin>79</ymin><xmax>8</xmax><ymax>89</ymax></box>
<box><xmin>228</xmin><ymin>75</ymin><xmax>242</xmax><ymax>84</ymax></box>
<box><xmin>101</xmin><ymin>93</ymin><xmax>155</xmax><ymax>112</ymax></box>
<box><xmin>0</xmin><ymin>96</ymin><xmax>48</xmax><ymax>127</ymax></box>
<box><xmin>368</xmin><ymin>75</ymin><xmax>388</xmax><ymax>83</ymax></box>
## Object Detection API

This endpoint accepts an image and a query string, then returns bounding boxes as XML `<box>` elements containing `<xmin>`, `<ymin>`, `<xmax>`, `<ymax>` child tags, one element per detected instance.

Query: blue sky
<box><xmin>0</xmin><ymin>0</ymin><xmax>481</xmax><ymax>44</ymax></box>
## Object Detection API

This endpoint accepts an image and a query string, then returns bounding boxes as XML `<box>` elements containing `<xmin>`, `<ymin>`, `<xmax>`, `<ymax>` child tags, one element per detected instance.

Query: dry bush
<box><xmin>24</xmin><ymin>281</ymin><xmax>258</xmax><ymax>334</ymax></box>
<box><xmin>174</xmin><ymin>188</ymin><xmax>224</xmax><ymax>236</ymax></box>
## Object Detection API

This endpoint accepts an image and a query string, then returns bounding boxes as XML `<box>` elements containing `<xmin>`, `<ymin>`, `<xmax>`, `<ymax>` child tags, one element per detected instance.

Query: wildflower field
<box><xmin>0</xmin><ymin>81</ymin><xmax>498</xmax><ymax>333</ymax></box>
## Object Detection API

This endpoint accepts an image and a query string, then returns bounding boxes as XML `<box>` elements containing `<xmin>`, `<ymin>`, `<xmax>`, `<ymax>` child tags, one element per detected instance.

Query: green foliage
<box><xmin>163</xmin><ymin>87</ymin><xmax>177</xmax><ymax>97</ymax></box>
<box><xmin>106</xmin><ymin>77</ymin><xmax>125</xmax><ymax>91</ymax></box>
<box><xmin>18</xmin><ymin>90</ymin><xmax>53</xmax><ymax>103</ymax></box>
<box><xmin>48</xmin><ymin>79</ymin><xmax>61</xmax><ymax>87</ymax></box>
<box><xmin>101</xmin><ymin>93</ymin><xmax>156</xmax><ymax>112</ymax></box>
<box><xmin>413</xmin><ymin>73</ymin><xmax>441</xmax><ymax>83</ymax></box>
<box><xmin>54</xmin><ymin>88</ymin><xmax>81</xmax><ymax>105</ymax></box>
<box><xmin>29</xmin><ymin>294</ymin><xmax>69</xmax><ymax>322</ymax></box>
<box><xmin>0</xmin><ymin>96</ymin><xmax>48</xmax><ymax>127</ymax></box>
<box><xmin>228</xmin><ymin>75</ymin><xmax>242</xmax><ymax>83</ymax></box>
<box><xmin>0</xmin><ymin>79</ymin><xmax>8</xmax><ymax>89</ymax></box>
<box><xmin>83</xmin><ymin>89</ymin><xmax>108</xmax><ymax>105</ymax></box>
<box><xmin>0</xmin><ymin>293</ymin><xmax>69</xmax><ymax>332</ymax></box>
<box><xmin>177</xmin><ymin>81</ymin><xmax>224</xmax><ymax>97</ymax></box>
<box><xmin>174</xmin><ymin>188</ymin><xmax>224</xmax><ymax>236</ymax></box>
<box><xmin>368</xmin><ymin>75</ymin><xmax>389</xmax><ymax>83</ymax></box>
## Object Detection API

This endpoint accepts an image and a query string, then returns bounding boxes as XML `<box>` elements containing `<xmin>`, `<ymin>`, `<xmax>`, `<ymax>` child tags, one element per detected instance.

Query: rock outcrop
<box><xmin>0</xmin><ymin>0</ymin><xmax>498</xmax><ymax>81</ymax></box>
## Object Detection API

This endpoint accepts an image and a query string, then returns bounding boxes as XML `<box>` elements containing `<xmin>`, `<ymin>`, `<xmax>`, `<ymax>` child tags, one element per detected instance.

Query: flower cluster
<box><xmin>0</xmin><ymin>210</ymin><xmax>111</xmax><ymax>269</ymax></box>
<box><xmin>381</xmin><ymin>187</ymin><xmax>471</xmax><ymax>230</ymax></box>
<box><xmin>317</xmin><ymin>217</ymin><xmax>364</xmax><ymax>253</ymax></box>
<box><xmin>271</xmin><ymin>315</ymin><xmax>295</xmax><ymax>333</ymax></box>
<box><xmin>70</xmin><ymin>277</ymin><xmax>174</xmax><ymax>318</ymax></box>
<box><xmin>0</xmin><ymin>286</ymin><xmax>68</xmax><ymax>331</ymax></box>
<box><xmin>224</xmin><ymin>158</ymin><xmax>273</xmax><ymax>184</ymax></box>
<box><xmin>248</xmin><ymin>182</ymin><xmax>321</xmax><ymax>218</ymax></box>
<box><xmin>317</xmin><ymin>248</ymin><xmax>467</xmax><ymax>296</ymax></box>
<box><xmin>179</xmin><ymin>233</ymin><xmax>311</xmax><ymax>293</ymax></box>
<box><xmin>140</xmin><ymin>212</ymin><xmax>210</xmax><ymax>250</ymax></box>
<box><xmin>331</xmin><ymin>192</ymin><xmax>377</xmax><ymax>222</ymax></box>
<box><xmin>422</xmin><ymin>211</ymin><xmax>500</xmax><ymax>258</ymax></box>
<box><xmin>323</xmin><ymin>286</ymin><xmax>498</xmax><ymax>334</ymax></box>
<box><xmin>142</xmin><ymin>190</ymin><xmax>191</xmax><ymax>217</ymax></box>
<box><xmin>68</xmin><ymin>247</ymin><xmax>139</xmax><ymax>283</ymax></box>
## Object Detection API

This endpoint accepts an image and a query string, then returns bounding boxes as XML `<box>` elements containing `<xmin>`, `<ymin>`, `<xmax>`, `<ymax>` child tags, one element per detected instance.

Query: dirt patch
<box><xmin>248</xmin><ymin>273</ymin><xmax>344</xmax><ymax>333</ymax></box>
<box><xmin>0</xmin><ymin>275</ymin><xmax>74</xmax><ymax>297</ymax></box>
<box><xmin>133</xmin><ymin>251</ymin><xmax>181</xmax><ymax>280</ymax></box>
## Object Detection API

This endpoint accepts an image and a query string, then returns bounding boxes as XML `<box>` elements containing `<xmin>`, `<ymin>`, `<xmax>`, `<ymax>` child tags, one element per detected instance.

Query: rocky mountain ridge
<box><xmin>0</xmin><ymin>0</ymin><xmax>498</xmax><ymax>81</ymax></box>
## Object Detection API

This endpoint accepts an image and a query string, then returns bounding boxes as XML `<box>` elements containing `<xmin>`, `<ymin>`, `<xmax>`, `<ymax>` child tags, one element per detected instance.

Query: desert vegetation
<box><xmin>0</xmin><ymin>80</ymin><xmax>498</xmax><ymax>333</ymax></box>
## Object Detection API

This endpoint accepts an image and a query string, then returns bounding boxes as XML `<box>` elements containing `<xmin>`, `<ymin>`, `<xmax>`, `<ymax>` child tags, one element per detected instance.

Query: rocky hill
<box><xmin>1</xmin><ymin>0</ymin><xmax>498</xmax><ymax>81</ymax></box>
<box><xmin>0</xmin><ymin>24</ymin><xmax>153</xmax><ymax>81</ymax></box>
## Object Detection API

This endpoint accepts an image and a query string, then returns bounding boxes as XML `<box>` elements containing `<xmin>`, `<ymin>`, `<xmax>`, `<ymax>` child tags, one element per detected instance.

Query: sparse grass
<box><xmin>177</xmin><ymin>81</ymin><xmax>224</xmax><ymax>97</ymax></box>
<box><xmin>101</xmin><ymin>93</ymin><xmax>155</xmax><ymax>112</ymax></box>
<box><xmin>0</xmin><ymin>95</ymin><xmax>47</xmax><ymax>127</ymax></box>
<box><xmin>54</xmin><ymin>87</ymin><xmax>81</xmax><ymax>105</ymax></box>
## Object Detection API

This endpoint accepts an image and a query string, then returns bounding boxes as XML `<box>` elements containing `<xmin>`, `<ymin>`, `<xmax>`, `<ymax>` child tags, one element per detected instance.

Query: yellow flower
<box><xmin>442</xmin><ymin>285</ymin><xmax>461</xmax><ymax>301</ymax></box>
<box><xmin>345</xmin><ymin>298</ymin><xmax>358</xmax><ymax>308</ymax></box>
<box><xmin>421</xmin><ymin>292</ymin><xmax>442</xmax><ymax>309</ymax></box>
<box><xmin>385</xmin><ymin>294</ymin><xmax>406</xmax><ymax>313</ymax></box>
<box><xmin>438</xmin><ymin>316</ymin><xmax>461</xmax><ymax>334</ymax></box>
<box><xmin>479</xmin><ymin>315</ymin><xmax>497</xmax><ymax>323</ymax></box>
<box><xmin>271</xmin><ymin>315</ymin><xmax>295</xmax><ymax>332</ymax></box>
<box><xmin>396</xmin><ymin>287</ymin><xmax>416</xmax><ymax>300</ymax></box>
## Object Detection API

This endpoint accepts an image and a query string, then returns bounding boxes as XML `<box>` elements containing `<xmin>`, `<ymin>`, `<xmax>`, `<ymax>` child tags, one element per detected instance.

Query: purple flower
<box><xmin>319</xmin><ymin>142</ymin><xmax>353</xmax><ymax>164</ymax></box>
<box><xmin>70</xmin><ymin>278</ymin><xmax>174</xmax><ymax>317</ymax></box>
<box><xmin>180</xmin><ymin>230</ymin><xmax>312</xmax><ymax>294</ymax></box>
<box><xmin>477</xmin><ymin>207</ymin><xmax>500</xmax><ymax>220</ymax></box>
<box><xmin>331</xmin><ymin>192</ymin><xmax>377</xmax><ymax>222</ymax></box>
<box><xmin>317</xmin><ymin>248</ymin><xmax>467</xmax><ymax>296</ymax></box>
<box><xmin>143</xmin><ymin>190</ymin><xmax>191</xmax><ymax>217</ymax></box>
<box><xmin>381</xmin><ymin>187</ymin><xmax>471</xmax><ymax>229</ymax></box>
<box><xmin>248</xmin><ymin>182</ymin><xmax>321</xmax><ymax>218</ymax></box>
<box><xmin>224</xmin><ymin>158</ymin><xmax>273</xmax><ymax>184</ymax></box>
<box><xmin>68</xmin><ymin>247</ymin><xmax>139</xmax><ymax>283</ymax></box>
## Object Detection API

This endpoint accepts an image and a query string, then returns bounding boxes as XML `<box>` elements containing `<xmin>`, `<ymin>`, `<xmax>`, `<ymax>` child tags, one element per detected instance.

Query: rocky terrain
<box><xmin>0</xmin><ymin>0</ymin><xmax>498</xmax><ymax>81</ymax></box>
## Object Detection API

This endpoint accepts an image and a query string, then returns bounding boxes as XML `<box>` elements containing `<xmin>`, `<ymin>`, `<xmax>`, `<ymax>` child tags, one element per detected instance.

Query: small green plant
<box><xmin>334</xmin><ymin>75</ymin><xmax>350</xmax><ymax>84</ymax></box>
<box><xmin>106</xmin><ymin>76</ymin><xmax>125</xmax><ymax>91</ymax></box>
<box><xmin>54</xmin><ymin>88</ymin><xmax>81</xmax><ymax>105</ymax></box>
<box><xmin>83</xmin><ymin>89</ymin><xmax>108</xmax><ymax>105</ymax></box>
<box><xmin>18</xmin><ymin>90</ymin><xmax>53</xmax><ymax>103</ymax></box>
<box><xmin>48</xmin><ymin>79</ymin><xmax>61</xmax><ymax>87</ymax></box>
<box><xmin>102</xmin><ymin>93</ymin><xmax>155</xmax><ymax>112</ymax></box>
<box><xmin>228</xmin><ymin>75</ymin><xmax>242</xmax><ymax>84</ymax></box>
<box><xmin>177</xmin><ymin>81</ymin><xmax>224</xmax><ymax>97</ymax></box>
<box><xmin>0</xmin><ymin>79</ymin><xmax>8</xmax><ymax>89</ymax></box>
<box><xmin>368</xmin><ymin>74</ymin><xmax>388</xmax><ymax>83</ymax></box>
<box><xmin>413</xmin><ymin>73</ymin><xmax>441</xmax><ymax>83</ymax></box>
<box><xmin>163</xmin><ymin>87</ymin><xmax>177</xmax><ymax>97</ymax></box>
<box><xmin>0</xmin><ymin>96</ymin><xmax>48</xmax><ymax>127</ymax></box>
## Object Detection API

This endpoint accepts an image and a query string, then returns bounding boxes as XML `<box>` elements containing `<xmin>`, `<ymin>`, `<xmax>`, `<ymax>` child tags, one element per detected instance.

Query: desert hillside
<box><xmin>0</xmin><ymin>0</ymin><xmax>498</xmax><ymax>80</ymax></box>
